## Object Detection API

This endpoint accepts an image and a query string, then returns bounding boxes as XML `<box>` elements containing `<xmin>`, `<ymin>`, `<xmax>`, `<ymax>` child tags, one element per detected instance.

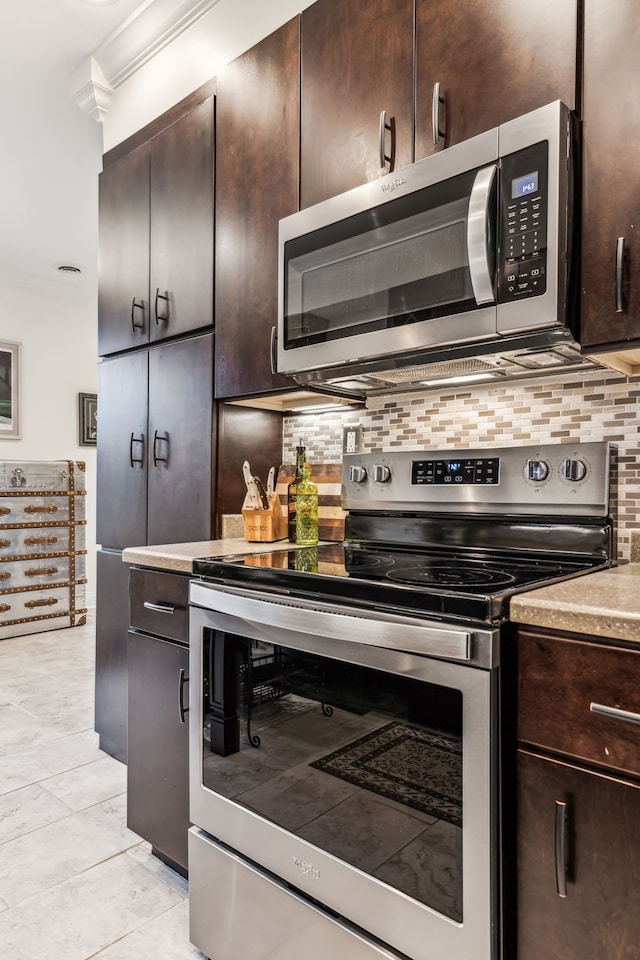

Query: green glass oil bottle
<box><xmin>287</xmin><ymin>441</ymin><xmax>306</xmax><ymax>542</ymax></box>
<box><xmin>295</xmin><ymin>462</ymin><xmax>319</xmax><ymax>546</ymax></box>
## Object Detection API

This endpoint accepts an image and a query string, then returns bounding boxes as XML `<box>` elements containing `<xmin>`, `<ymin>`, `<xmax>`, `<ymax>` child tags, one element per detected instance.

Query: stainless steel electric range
<box><xmin>188</xmin><ymin>441</ymin><xmax>614</xmax><ymax>960</ymax></box>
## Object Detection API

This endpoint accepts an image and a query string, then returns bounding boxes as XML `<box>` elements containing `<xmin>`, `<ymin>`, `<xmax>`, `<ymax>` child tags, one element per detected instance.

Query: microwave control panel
<box><xmin>498</xmin><ymin>140</ymin><xmax>548</xmax><ymax>303</ymax></box>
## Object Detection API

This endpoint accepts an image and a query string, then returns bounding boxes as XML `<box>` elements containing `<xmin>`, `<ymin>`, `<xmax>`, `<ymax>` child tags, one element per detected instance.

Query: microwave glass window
<box><xmin>201</xmin><ymin>629</ymin><xmax>464</xmax><ymax>922</ymax></box>
<box><xmin>284</xmin><ymin>167</ymin><xmax>488</xmax><ymax>348</ymax></box>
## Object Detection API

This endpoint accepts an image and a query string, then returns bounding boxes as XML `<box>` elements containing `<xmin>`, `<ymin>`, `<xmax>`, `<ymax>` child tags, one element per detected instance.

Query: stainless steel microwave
<box><xmin>276</xmin><ymin>101</ymin><xmax>597</xmax><ymax>397</ymax></box>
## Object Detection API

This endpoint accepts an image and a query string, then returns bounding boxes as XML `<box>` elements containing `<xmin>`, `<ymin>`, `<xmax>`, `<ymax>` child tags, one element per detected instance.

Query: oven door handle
<box><xmin>467</xmin><ymin>163</ymin><xmax>497</xmax><ymax>306</ymax></box>
<box><xmin>190</xmin><ymin>584</ymin><xmax>473</xmax><ymax>661</ymax></box>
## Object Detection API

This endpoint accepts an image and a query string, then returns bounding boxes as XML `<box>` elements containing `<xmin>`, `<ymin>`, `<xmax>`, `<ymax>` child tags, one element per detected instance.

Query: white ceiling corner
<box><xmin>71</xmin><ymin>0</ymin><xmax>222</xmax><ymax>120</ymax></box>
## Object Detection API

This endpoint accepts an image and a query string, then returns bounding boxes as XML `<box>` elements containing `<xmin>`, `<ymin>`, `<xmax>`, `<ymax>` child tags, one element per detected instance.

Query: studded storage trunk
<box><xmin>0</xmin><ymin>461</ymin><xmax>87</xmax><ymax>639</ymax></box>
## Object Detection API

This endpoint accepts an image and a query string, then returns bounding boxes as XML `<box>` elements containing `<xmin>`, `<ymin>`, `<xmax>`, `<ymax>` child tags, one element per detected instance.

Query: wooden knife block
<box><xmin>241</xmin><ymin>493</ymin><xmax>287</xmax><ymax>542</ymax></box>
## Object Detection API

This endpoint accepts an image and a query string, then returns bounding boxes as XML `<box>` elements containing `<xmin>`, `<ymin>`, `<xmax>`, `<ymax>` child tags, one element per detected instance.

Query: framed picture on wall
<box><xmin>0</xmin><ymin>340</ymin><xmax>21</xmax><ymax>439</ymax></box>
<box><xmin>78</xmin><ymin>392</ymin><xmax>97</xmax><ymax>446</ymax></box>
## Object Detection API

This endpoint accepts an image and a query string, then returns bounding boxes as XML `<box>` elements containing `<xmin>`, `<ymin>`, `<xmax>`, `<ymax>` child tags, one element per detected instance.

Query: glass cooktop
<box><xmin>193</xmin><ymin>542</ymin><xmax>601</xmax><ymax>624</ymax></box>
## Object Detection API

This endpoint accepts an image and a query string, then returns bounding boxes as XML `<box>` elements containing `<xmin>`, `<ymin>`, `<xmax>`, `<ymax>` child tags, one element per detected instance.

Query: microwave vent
<box><xmin>366</xmin><ymin>358</ymin><xmax>501</xmax><ymax>384</ymax></box>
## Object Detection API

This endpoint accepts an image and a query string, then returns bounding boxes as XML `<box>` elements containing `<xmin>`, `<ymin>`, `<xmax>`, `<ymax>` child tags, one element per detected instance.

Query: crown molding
<box><xmin>70</xmin><ymin>57</ymin><xmax>113</xmax><ymax>123</ymax></box>
<box><xmin>71</xmin><ymin>0</ymin><xmax>221</xmax><ymax>121</ymax></box>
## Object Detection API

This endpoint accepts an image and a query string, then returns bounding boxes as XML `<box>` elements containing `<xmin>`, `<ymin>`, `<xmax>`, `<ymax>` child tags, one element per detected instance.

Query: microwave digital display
<box><xmin>512</xmin><ymin>171</ymin><xmax>539</xmax><ymax>199</ymax></box>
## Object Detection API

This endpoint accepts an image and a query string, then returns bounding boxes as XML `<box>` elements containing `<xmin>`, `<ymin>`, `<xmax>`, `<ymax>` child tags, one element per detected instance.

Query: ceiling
<box><xmin>0</xmin><ymin>0</ymin><xmax>157</xmax><ymax>294</ymax></box>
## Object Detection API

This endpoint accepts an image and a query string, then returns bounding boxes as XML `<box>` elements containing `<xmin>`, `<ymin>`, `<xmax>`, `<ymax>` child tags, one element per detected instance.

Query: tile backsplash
<box><xmin>284</xmin><ymin>368</ymin><xmax>640</xmax><ymax>561</ymax></box>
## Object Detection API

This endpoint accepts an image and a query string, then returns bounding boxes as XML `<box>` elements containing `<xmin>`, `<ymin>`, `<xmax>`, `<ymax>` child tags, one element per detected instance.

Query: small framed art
<box><xmin>0</xmin><ymin>340</ymin><xmax>21</xmax><ymax>439</ymax></box>
<box><xmin>78</xmin><ymin>392</ymin><xmax>97</xmax><ymax>446</ymax></box>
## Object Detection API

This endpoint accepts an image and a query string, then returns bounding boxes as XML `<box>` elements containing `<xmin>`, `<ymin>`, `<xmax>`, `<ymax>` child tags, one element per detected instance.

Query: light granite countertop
<box><xmin>510</xmin><ymin>564</ymin><xmax>640</xmax><ymax>644</ymax></box>
<box><xmin>123</xmin><ymin>541</ymin><xmax>640</xmax><ymax>645</ymax></box>
<box><xmin>122</xmin><ymin>538</ymin><xmax>292</xmax><ymax>572</ymax></box>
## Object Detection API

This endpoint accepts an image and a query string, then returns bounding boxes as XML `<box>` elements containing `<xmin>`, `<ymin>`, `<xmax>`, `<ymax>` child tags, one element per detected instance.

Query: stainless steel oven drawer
<box><xmin>188</xmin><ymin>828</ymin><xmax>400</xmax><ymax>960</ymax></box>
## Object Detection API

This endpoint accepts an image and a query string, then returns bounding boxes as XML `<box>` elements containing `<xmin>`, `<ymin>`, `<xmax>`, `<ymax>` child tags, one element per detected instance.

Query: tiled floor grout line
<box><xmin>0</xmin><ymin>617</ymin><xmax>204</xmax><ymax>959</ymax></box>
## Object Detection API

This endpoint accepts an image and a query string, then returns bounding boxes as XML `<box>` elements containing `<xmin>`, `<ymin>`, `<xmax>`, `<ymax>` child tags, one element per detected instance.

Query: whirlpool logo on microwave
<box><xmin>292</xmin><ymin>856</ymin><xmax>321</xmax><ymax>880</ymax></box>
<box><xmin>381</xmin><ymin>176</ymin><xmax>407</xmax><ymax>193</ymax></box>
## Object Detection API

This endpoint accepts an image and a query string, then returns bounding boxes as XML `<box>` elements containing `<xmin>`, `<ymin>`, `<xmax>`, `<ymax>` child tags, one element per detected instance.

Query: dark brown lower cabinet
<box><xmin>127</xmin><ymin>629</ymin><xmax>189</xmax><ymax>875</ymax></box>
<box><xmin>95</xmin><ymin>549</ymin><xmax>130</xmax><ymax>763</ymax></box>
<box><xmin>517</xmin><ymin>750</ymin><xmax>640</xmax><ymax>960</ymax></box>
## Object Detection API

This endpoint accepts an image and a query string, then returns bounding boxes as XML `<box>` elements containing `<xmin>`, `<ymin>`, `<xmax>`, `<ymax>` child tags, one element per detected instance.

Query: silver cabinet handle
<box><xmin>129</xmin><ymin>433</ymin><xmax>145</xmax><ymax>468</ymax></box>
<box><xmin>178</xmin><ymin>667</ymin><xmax>189</xmax><ymax>724</ymax></box>
<box><xmin>143</xmin><ymin>601</ymin><xmax>175</xmax><ymax>615</ymax></box>
<box><xmin>152</xmin><ymin>429</ymin><xmax>168</xmax><ymax>467</ymax></box>
<box><xmin>379</xmin><ymin>110</ymin><xmax>392</xmax><ymax>169</ymax></box>
<box><xmin>270</xmin><ymin>325</ymin><xmax>277</xmax><ymax>375</ymax></box>
<box><xmin>615</xmin><ymin>237</ymin><xmax>626</xmax><ymax>313</ymax></box>
<box><xmin>555</xmin><ymin>800</ymin><xmax>569</xmax><ymax>898</ymax></box>
<box><xmin>131</xmin><ymin>298</ymin><xmax>145</xmax><ymax>333</ymax></box>
<box><xmin>590</xmin><ymin>701</ymin><xmax>640</xmax><ymax>726</ymax></box>
<box><xmin>432</xmin><ymin>82</ymin><xmax>445</xmax><ymax>146</ymax></box>
<box><xmin>467</xmin><ymin>164</ymin><xmax>497</xmax><ymax>305</ymax></box>
<box><xmin>154</xmin><ymin>288</ymin><xmax>170</xmax><ymax>325</ymax></box>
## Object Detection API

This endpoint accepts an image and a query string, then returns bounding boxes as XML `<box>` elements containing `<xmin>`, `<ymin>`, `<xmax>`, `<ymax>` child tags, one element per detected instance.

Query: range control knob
<box><xmin>349</xmin><ymin>465</ymin><xmax>368</xmax><ymax>483</ymax></box>
<box><xmin>372</xmin><ymin>464</ymin><xmax>391</xmax><ymax>483</ymax></box>
<box><xmin>524</xmin><ymin>459</ymin><xmax>549</xmax><ymax>482</ymax></box>
<box><xmin>561</xmin><ymin>458</ymin><xmax>587</xmax><ymax>482</ymax></box>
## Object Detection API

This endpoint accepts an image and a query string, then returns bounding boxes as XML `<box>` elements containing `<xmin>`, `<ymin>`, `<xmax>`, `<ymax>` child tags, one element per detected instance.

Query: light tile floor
<box><xmin>0</xmin><ymin>615</ymin><xmax>207</xmax><ymax>960</ymax></box>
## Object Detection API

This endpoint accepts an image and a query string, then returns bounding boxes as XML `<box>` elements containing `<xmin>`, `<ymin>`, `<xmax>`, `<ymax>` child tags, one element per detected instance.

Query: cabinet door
<box><xmin>149</xmin><ymin>97</ymin><xmax>215</xmax><ymax>343</ymax></box>
<box><xmin>127</xmin><ymin>630</ymin><xmax>189</xmax><ymax>873</ymax></box>
<box><xmin>214</xmin><ymin>18</ymin><xmax>300</xmax><ymax>398</ymax></box>
<box><xmin>95</xmin><ymin>548</ymin><xmax>130</xmax><ymax>762</ymax></box>
<box><xmin>415</xmin><ymin>0</ymin><xmax>577</xmax><ymax>159</ymax></box>
<box><xmin>580</xmin><ymin>0</ymin><xmax>640</xmax><ymax>350</ymax></box>
<box><xmin>300</xmin><ymin>0</ymin><xmax>414</xmax><ymax>208</ymax></box>
<box><xmin>98</xmin><ymin>143</ymin><xmax>150</xmax><ymax>356</ymax></box>
<box><xmin>147</xmin><ymin>333</ymin><xmax>214</xmax><ymax>545</ymax></box>
<box><xmin>96</xmin><ymin>351</ymin><xmax>148</xmax><ymax>550</ymax></box>
<box><xmin>518</xmin><ymin>629</ymin><xmax>640</xmax><ymax>779</ymax></box>
<box><xmin>518</xmin><ymin>750</ymin><xmax>640</xmax><ymax>960</ymax></box>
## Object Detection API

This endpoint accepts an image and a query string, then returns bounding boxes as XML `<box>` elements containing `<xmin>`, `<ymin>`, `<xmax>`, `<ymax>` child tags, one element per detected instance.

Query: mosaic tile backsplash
<box><xmin>283</xmin><ymin>368</ymin><xmax>640</xmax><ymax>561</ymax></box>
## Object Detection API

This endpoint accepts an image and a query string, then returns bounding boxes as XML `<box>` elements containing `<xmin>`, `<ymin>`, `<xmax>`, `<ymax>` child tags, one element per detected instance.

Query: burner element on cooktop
<box><xmin>385</xmin><ymin>561</ymin><xmax>519</xmax><ymax>589</ymax></box>
<box><xmin>347</xmin><ymin>551</ymin><xmax>572</xmax><ymax>592</ymax></box>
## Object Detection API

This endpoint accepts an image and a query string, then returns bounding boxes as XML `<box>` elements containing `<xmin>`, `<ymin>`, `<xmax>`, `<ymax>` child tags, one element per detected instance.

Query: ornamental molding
<box><xmin>70</xmin><ymin>0</ymin><xmax>221</xmax><ymax>121</ymax></box>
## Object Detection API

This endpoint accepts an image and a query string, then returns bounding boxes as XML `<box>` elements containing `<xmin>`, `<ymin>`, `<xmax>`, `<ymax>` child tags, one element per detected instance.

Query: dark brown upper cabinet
<box><xmin>580</xmin><ymin>0</ymin><xmax>640</xmax><ymax>352</ymax></box>
<box><xmin>214</xmin><ymin>18</ymin><xmax>300</xmax><ymax>399</ymax></box>
<box><xmin>98</xmin><ymin>143</ymin><xmax>150</xmax><ymax>357</ymax></box>
<box><xmin>98</xmin><ymin>97</ymin><xmax>214</xmax><ymax>357</ymax></box>
<box><xmin>96</xmin><ymin>333</ymin><xmax>215</xmax><ymax>550</ymax></box>
<box><xmin>300</xmin><ymin>0</ymin><xmax>414</xmax><ymax>209</ymax></box>
<box><xmin>415</xmin><ymin>0</ymin><xmax>578</xmax><ymax>159</ymax></box>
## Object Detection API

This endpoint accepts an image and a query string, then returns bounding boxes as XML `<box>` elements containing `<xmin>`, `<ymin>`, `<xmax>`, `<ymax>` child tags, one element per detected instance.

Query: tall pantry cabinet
<box><xmin>96</xmin><ymin>87</ymin><xmax>285</xmax><ymax>763</ymax></box>
<box><xmin>96</xmin><ymin>92</ymin><xmax>216</xmax><ymax>762</ymax></box>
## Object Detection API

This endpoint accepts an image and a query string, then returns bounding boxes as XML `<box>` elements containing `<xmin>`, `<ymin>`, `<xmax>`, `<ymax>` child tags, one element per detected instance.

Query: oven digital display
<box><xmin>512</xmin><ymin>170</ymin><xmax>539</xmax><ymax>199</ymax></box>
<box><xmin>412</xmin><ymin>458</ymin><xmax>500</xmax><ymax>485</ymax></box>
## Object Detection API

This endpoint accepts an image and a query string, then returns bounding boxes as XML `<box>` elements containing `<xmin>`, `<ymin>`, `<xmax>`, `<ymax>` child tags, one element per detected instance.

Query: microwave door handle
<box><xmin>467</xmin><ymin>164</ymin><xmax>497</xmax><ymax>305</ymax></box>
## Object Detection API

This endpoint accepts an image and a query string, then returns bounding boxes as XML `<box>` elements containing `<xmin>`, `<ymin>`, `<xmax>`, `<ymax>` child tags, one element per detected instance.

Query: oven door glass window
<box><xmin>283</xmin><ymin>165</ymin><xmax>496</xmax><ymax>349</ymax></box>
<box><xmin>202</xmin><ymin>629</ymin><xmax>463</xmax><ymax>923</ymax></box>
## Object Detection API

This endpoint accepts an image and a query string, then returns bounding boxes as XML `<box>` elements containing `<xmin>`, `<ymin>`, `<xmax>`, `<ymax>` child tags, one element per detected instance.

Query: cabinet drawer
<box><xmin>0</xmin><ymin>554</ymin><xmax>86</xmax><ymax>591</ymax></box>
<box><xmin>518</xmin><ymin>630</ymin><xmax>640</xmax><ymax>778</ymax></box>
<box><xmin>0</xmin><ymin>526</ymin><xmax>76</xmax><ymax>556</ymax></box>
<box><xmin>129</xmin><ymin>568</ymin><xmax>189</xmax><ymax>643</ymax></box>
<box><xmin>0</xmin><ymin>583</ymin><xmax>87</xmax><ymax>630</ymax></box>
<box><xmin>0</xmin><ymin>495</ymin><xmax>78</xmax><ymax>524</ymax></box>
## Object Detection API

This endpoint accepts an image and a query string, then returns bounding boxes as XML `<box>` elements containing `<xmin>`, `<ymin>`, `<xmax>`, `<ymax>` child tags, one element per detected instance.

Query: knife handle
<box><xmin>266</xmin><ymin>466</ymin><xmax>276</xmax><ymax>497</ymax></box>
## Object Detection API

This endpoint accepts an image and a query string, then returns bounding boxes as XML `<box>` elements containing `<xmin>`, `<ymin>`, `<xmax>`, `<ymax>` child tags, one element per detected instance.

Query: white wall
<box><xmin>103</xmin><ymin>0</ymin><xmax>315</xmax><ymax>150</ymax></box>
<box><xmin>0</xmin><ymin>272</ymin><xmax>97</xmax><ymax>604</ymax></box>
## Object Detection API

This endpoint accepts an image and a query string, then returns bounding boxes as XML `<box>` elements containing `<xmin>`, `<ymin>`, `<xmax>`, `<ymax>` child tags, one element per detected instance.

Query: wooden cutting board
<box><xmin>276</xmin><ymin>462</ymin><xmax>345</xmax><ymax>542</ymax></box>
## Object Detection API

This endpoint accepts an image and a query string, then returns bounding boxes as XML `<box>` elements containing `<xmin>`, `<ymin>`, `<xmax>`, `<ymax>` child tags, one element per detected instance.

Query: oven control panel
<box><xmin>343</xmin><ymin>442</ymin><xmax>613</xmax><ymax>516</ymax></box>
<box><xmin>412</xmin><ymin>457</ymin><xmax>500</xmax><ymax>485</ymax></box>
